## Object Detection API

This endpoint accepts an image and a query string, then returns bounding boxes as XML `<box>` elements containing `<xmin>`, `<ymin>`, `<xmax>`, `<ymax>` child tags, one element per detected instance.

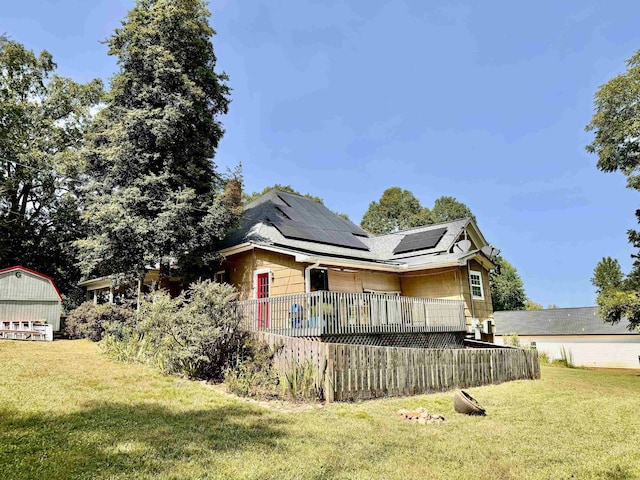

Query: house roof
<box><xmin>494</xmin><ymin>307</ymin><xmax>637</xmax><ymax>336</ymax></box>
<box><xmin>0</xmin><ymin>265</ymin><xmax>64</xmax><ymax>301</ymax></box>
<box><xmin>221</xmin><ymin>190</ymin><xmax>495</xmax><ymax>271</ymax></box>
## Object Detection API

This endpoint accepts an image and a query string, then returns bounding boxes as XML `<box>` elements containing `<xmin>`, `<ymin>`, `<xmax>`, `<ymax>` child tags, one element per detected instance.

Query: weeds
<box><xmin>555</xmin><ymin>346</ymin><xmax>575</xmax><ymax>368</ymax></box>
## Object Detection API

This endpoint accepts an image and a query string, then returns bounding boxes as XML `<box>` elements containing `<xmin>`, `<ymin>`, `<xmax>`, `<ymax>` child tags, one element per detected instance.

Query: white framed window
<box><xmin>214</xmin><ymin>270</ymin><xmax>226</xmax><ymax>284</ymax></box>
<box><xmin>469</xmin><ymin>270</ymin><xmax>484</xmax><ymax>299</ymax></box>
<box><xmin>305</xmin><ymin>267</ymin><xmax>328</xmax><ymax>293</ymax></box>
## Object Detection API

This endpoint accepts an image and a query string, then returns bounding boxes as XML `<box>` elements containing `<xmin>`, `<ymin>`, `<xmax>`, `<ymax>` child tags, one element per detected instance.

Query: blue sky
<box><xmin>3</xmin><ymin>0</ymin><xmax>640</xmax><ymax>307</ymax></box>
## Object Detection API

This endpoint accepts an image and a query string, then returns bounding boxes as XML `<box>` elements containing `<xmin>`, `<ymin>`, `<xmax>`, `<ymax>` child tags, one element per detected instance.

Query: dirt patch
<box><xmin>202</xmin><ymin>381</ymin><xmax>325</xmax><ymax>414</ymax></box>
<box><xmin>397</xmin><ymin>407</ymin><xmax>445</xmax><ymax>424</ymax></box>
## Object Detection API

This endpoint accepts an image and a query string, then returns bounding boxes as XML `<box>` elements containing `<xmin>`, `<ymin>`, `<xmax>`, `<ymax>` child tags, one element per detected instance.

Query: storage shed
<box><xmin>0</xmin><ymin>266</ymin><xmax>63</xmax><ymax>331</ymax></box>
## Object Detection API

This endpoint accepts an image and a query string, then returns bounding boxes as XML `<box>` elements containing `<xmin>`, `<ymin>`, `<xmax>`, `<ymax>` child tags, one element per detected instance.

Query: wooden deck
<box><xmin>236</xmin><ymin>291</ymin><xmax>466</xmax><ymax>337</ymax></box>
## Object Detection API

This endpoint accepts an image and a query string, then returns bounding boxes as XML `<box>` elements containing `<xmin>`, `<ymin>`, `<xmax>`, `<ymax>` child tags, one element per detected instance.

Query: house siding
<box><xmin>400</xmin><ymin>263</ymin><xmax>493</xmax><ymax>325</ymax></box>
<box><xmin>224</xmin><ymin>250</ymin><xmax>306</xmax><ymax>300</ymax></box>
<box><xmin>461</xmin><ymin>260</ymin><xmax>493</xmax><ymax>322</ymax></box>
<box><xmin>222</xmin><ymin>249</ymin><xmax>494</xmax><ymax>326</ymax></box>
<box><xmin>361</xmin><ymin>271</ymin><xmax>401</xmax><ymax>293</ymax></box>
<box><xmin>494</xmin><ymin>334</ymin><xmax>640</xmax><ymax>369</ymax></box>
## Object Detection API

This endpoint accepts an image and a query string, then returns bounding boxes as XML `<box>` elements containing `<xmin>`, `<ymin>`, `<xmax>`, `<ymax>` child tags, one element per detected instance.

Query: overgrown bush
<box><xmin>65</xmin><ymin>302</ymin><xmax>136</xmax><ymax>341</ymax></box>
<box><xmin>102</xmin><ymin>280</ymin><xmax>248</xmax><ymax>381</ymax></box>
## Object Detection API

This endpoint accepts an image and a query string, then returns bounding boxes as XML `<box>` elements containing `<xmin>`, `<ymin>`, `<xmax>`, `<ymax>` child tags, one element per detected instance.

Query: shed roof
<box><xmin>494</xmin><ymin>307</ymin><xmax>637</xmax><ymax>336</ymax></box>
<box><xmin>0</xmin><ymin>266</ymin><xmax>63</xmax><ymax>301</ymax></box>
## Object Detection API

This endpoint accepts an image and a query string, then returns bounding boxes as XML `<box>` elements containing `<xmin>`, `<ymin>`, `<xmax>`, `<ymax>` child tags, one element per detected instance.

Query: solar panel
<box><xmin>393</xmin><ymin>228</ymin><xmax>447</xmax><ymax>255</ymax></box>
<box><xmin>264</xmin><ymin>193</ymin><xmax>370</xmax><ymax>250</ymax></box>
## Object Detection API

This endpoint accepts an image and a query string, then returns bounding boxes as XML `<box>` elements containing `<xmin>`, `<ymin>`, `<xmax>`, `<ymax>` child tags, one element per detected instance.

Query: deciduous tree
<box><xmin>430</xmin><ymin>196</ymin><xmax>476</xmax><ymax>224</ymax></box>
<box><xmin>0</xmin><ymin>37</ymin><xmax>102</xmax><ymax>303</ymax></box>
<box><xmin>586</xmin><ymin>49</ymin><xmax>640</xmax><ymax>329</ymax></box>
<box><xmin>489</xmin><ymin>256</ymin><xmax>526</xmax><ymax>311</ymax></box>
<box><xmin>591</xmin><ymin>257</ymin><xmax>624</xmax><ymax>294</ymax></box>
<box><xmin>360</xmin><ymin>187</ymin><xmax>430</xmax><ymax>234</ymax></box>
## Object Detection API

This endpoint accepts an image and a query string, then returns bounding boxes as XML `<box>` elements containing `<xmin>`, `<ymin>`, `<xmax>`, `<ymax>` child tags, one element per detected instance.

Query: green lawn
<box><xmin>1</xmin><ymin>340</ymin><xmax>639</xmax><ymax>480</ymax></box>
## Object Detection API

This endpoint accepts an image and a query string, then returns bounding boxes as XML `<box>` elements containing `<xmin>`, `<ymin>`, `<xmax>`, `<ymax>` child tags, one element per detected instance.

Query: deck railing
<box><xmin>236</xmin><ymin>291</ymin><xmax>466</xmax><ymax>336</ymax></box>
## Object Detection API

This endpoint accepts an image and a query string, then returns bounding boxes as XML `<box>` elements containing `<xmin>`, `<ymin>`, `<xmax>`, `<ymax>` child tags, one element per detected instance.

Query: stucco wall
<box><xmin>494</xmin><ymin>334</ymin><xmax>640</xmax><ymax>369</ymax></box>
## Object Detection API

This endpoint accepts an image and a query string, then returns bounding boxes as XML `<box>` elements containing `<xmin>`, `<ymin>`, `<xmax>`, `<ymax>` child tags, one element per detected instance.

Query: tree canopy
<box><xmin>243</xmin><ymin>184</ymin><xmax>323</xmax><ymax>205</ymax></box>
<box><xmin>489</xmin><ymin>256</ymin><xmax>526</xmax><ymax>311</ymax></box>
<box><xmin>586</xmin><ymin>49</ymin><xmax>640</xmax><ymax>330</ymax></box>
<box><xmin>591</xmin><ymin>257</ymin><xmax>624</xmax><ymax>295</ymax></box>
<box><xmin>524</xmin><ymin>299</ymin><xmax>544</xmax><ymax>310</ymax></box>
<box><xmin>0</xmin><ymin>37</ymin><xmax>102</xmax><ymax>303</ymax></box>
<box><xmin>430</xmin><ymin>196</ymin><xmax>476</xmax><ymax>224</ymax></box>
<box><xmin>359</xmin><ymin>188</ymin><xmax>477</xmax><ymax>235</ymax></box>
<box><xmin>77</xmin><ymin>0</ymin><xmax>239</xmax><ymax>284</ymax></box>
<box><xmin>360</xmin><ymin>187</ymin><xmax>430</xmax><ymax>235</ymax></box>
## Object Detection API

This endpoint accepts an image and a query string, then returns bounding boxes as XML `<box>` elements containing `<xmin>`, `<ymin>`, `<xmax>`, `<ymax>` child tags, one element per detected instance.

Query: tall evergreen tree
<box><xmin>0</xmin><ymin>38</ymin><xmax>102</xmax><ymax>303</ymax></box>
<box><xmin>77</xmin><ymin>0</ymin><xmax>238</xmax><ymax>285</ymax></box>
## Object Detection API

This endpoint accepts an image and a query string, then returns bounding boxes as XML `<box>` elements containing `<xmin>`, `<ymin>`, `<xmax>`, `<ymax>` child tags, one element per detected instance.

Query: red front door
<box><xmin>257</xmin><ymin>272</ymin><xmax>269</xmax><ymax>329</ymax></box>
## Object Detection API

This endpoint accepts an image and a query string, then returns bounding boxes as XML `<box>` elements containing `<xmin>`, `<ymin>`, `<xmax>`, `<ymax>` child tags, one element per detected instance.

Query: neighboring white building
<box><xmin>494</xmin><ymin>307</ymin><xmax>640</xmax><ymax>369</ymax></box>
<box><xmin>0</xmin><ymin>266</ymin><xmax>63</xmax><ymax>331</ymax></box>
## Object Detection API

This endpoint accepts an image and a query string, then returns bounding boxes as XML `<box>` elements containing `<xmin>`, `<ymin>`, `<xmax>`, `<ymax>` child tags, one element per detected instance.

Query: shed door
<box><xmin>257</xmin><ymin>273</ymin><xmax>269</xmax><ymax>329</ymax></box>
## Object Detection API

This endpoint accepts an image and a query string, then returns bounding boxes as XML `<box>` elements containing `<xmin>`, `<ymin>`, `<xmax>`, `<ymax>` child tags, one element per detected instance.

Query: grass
<box><xmin>1</xmin><ymin>340</ymin><xmax>639</xmax><ymax>480</ymax></box>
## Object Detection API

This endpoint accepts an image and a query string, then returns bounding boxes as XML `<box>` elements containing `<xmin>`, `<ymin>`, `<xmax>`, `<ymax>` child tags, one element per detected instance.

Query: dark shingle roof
<box><xmin>220</xmin><ymin>190</ymin><xmax>482</xmax><ymax>269</ymax></box>
<box><xmin>494</xmin><ymin>307</ymin><xmax>637</xmax><ymax>335</ymax></box>
<box><xmin>222</xmin><ymin>190</ymin><xmax>370</xmax><ymax>251</ymax></box>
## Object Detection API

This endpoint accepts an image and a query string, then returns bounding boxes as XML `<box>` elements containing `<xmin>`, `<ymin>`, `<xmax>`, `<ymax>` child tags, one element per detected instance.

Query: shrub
<box><xmin>65</xmin><ymin>302</ymin><xmax>136</xmax><ymax>341</ymax></box>
<box><xmin>102</xmin><ymin>280</ymin><xmax>248</xmax><ymax>381</ymax></box>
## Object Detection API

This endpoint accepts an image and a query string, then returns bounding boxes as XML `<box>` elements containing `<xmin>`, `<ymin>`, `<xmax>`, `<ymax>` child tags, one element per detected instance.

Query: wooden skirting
<box><xmin>253</xmin><ymin>332</ymin><xmax>540</xmax><ymax>403</ymax></box>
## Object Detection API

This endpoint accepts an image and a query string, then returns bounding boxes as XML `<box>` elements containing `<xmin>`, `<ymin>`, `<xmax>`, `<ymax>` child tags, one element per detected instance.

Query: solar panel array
<box><xmin>392</xmin><ymin>227</ymin><xmax>447</xmax><ymax>255</ymax></box>
<box><xmin>267</xmin><ymin>192</ymin><xmax>370</xmax><ymax>251</ymax></box>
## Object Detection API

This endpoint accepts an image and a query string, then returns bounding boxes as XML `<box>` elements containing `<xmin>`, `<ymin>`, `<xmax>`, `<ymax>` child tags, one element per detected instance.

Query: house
<box><xmin>494</xmin><ymin>307</ymin><xmax>640</xmax><ymax>369</ymax></box>
<box><xmin>79</xmin><ymin>189</ymin><xmax>499</xmax><ymax>347</ymax></box>
<box><xmin>0</xmin><ymin>266</ymin><xmax>62</xmax><ymax>338</ymax></box>
<box><xmin>218</xmin><ymin>190</ymin><xmax>498</xmax><ymax>346</ymax></box>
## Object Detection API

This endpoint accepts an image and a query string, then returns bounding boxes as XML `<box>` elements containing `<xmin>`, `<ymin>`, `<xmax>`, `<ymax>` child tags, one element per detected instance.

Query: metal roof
<box><xmin>494</xmin><ymin>307</ymin><xmax>637</xmax><ymax>336</ymax></box>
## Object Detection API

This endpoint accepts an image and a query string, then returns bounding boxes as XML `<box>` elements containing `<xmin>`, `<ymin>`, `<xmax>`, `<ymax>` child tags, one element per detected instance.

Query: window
<box><xmin>309</xmin><ymin>268</ymin><xmax>328</xmax><ymax>292</ymax></box>
<box><xmin>469</xmin><ymin>270</ymin><xmax>484</xmax><ymax>299</ymax></box>
<box><xmin>214</xmin><ymin>270</ymin><xmax>227</xmax><ymax>284</ymax></box>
